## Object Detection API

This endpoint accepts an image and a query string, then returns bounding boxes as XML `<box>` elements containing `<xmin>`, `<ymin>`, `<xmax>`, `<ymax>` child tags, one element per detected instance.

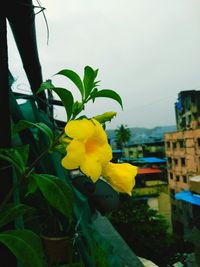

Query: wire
<box><xmin>34</xmin><ymin>0</ymin><xmax>50</xmax><ymax>45</ymax></box>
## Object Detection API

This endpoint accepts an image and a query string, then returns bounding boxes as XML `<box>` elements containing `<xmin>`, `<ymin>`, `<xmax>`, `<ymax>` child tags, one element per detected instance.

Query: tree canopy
<box><xmin>115</xmin><ymin>124</ymin><xmax>131</xmax><ymax>149</ymax></box>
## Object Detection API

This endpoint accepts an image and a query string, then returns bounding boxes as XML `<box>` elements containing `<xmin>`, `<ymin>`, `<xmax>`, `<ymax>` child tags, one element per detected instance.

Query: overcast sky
<box><xmin>7</xmin><ymin>0</ymin><xmax>200</xmax><ymax>129</ymax></box>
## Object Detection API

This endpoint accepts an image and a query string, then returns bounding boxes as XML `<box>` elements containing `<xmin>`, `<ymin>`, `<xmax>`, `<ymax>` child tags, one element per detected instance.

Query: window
<box><xmin>183</xmin><ymin>175</ymin><xmax>187</xmax><ymax>183</ymax></box>
<box><xmin>179</xmin><ymin>139</ymin><xmax>184</xmax><ymax>148</ymax></box>
<box><xmin>176</xmin><ymin>175</ymin><xmax>180</xmax><ymax>182</ymax></box>
<box><xmin>198</xmin><ymin>138</ymin><xmax>200</xmax><ymax>147</ymax></box>
<box><xmin>173</xmin><ymin>142</ymin><xmax>177</xmax><ymax>149</ymax></box>
<box><xmin>174</xmin><ymin>158</ymin><xmax>178</xmax><ymax>166</ymax></box>
<box><xmin>181</xmin><ymin>158</ymin><xmax>186</xmax><ymax>166</ymax></box>
<box><xmin>167</xmin><ymin>157</ymin><xmax>172</xmax><ymax>167</ymax></box>
<box><xmin>170</xmin><ymin>173</ymin><xmax>173</xmax><ymax>179</ymax></box>
<box><xmin>166</xmin><ymin>141</ymin><xmax>171</xmax><ymax>149</ymax></box>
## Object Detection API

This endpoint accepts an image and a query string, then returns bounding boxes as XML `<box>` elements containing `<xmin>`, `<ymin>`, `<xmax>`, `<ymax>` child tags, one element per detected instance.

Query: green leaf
<box><xmin>56</xmin><ymin>69</ymin><xmax>84</xmax><ymax>98</ymax></box>
<box><xmin>89</xmin><ymin>89</ymin><xmax>123</xmax><ymax>109</ymax></box>
<box><xmin>72</xmin><ymin>101</ymin><xmax>84</xmax><ymax>118</ymax></box>
<box><xmin>0</xmin><ymin>145</ymin><xmax>29</xmax><ymax>173</ymax></box>
<box><xmin>50</xmin><ymin>87</ymin><xmax>74</xmax><ymax>121</ymax></box>
<box><xmin>83</xmin><ymin>66</ymin><xmax>98</xmax><ymax>99</ymax></box>
<box><xmin>27</xmin><ymin>178</ymin><xmax>38</xmax><ymax>196</ymax></box>
<box><xmin>0</xmin><ymin>229</ymin><xmax>46</xmax><ymax>267</ymax></box>
<box><xmin>0</xmin><ymin>204</ymin><xmax>35</xmax><ymax>228</ymax></box>
<box><xmin>37</xmin><ymin>82</ymin><xmax>74</xmax><ymax>121</ymax></box>
<box><xmin>12</xmin><ymin>120</ymin><xmax>54</xmax><ymax>146</ymax></box>
<box><xmin>31</xmin><ymin>174</ymin><xmax>74</xmax><ymax>221</ymax></box>
<box><xmin>37</xmin><ymin>80</ymin><xmax>55</xmax><ymax>93</ymax></box>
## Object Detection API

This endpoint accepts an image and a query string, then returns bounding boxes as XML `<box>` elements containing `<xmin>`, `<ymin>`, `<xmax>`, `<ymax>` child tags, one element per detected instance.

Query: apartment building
<box><xmin>165</xmin><ymin>90</ymin><xmax>200</xmax><ymax>238</ymax></box>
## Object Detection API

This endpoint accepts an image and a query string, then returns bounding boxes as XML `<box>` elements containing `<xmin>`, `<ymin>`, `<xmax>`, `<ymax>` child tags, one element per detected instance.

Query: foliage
<box><xmin>115</xmin><ymin>124</ymin><xmax>131</xmax><ymax>149</ymax></box>
<box><xmin>108</xmin><ymin>194</ymin><xmax>175</xmax><ymax>266</ymax></box>
<box><xmin>0</xmin><ymin>66</ymin><xmax>137</xmax><ymax>266</ymax></box>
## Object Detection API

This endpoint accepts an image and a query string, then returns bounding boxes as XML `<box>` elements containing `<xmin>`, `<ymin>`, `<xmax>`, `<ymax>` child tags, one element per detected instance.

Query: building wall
<box><xmin>133</xmin><ymin>183</ymin><xmax>172</xmax><ymax>231</ymax></box>
<box><xmin>158</xmin><ymin>192</ymin><xmax>172</xmax><ymax>232</ymax></box>
<box><xmin>124</xmin><ymin>142</ymin><xmax>165</xmax><ymax>159</ymax></box>
<box><xmin>165</xmin><ymin>129</ymin><xmax>200</xmax><ymax>194</ymax></box>
<box><xmin>175</xmin><ymin>90</ymin><xmax>200</xmax><ymax>131</ymax></box>
<box><xmin>165</xmin><ymin>127</ymin><xmax>200</xmax><ymax>239</ymax></box>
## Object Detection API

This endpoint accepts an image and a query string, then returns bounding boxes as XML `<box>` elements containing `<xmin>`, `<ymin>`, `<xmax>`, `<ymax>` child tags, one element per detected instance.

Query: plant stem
<box><xmin>0</xmin><ymin>173</ymin><xmax>23</xmax><ymax>210</ymax></box>
<box><xmin>26</xmin><ymin>148</ymin><xmax>48</xmax><ymax>174</ymax></box>
<box><xmin>0</xmin><ymin>148</ymin><xmax>48</xmax><ymax>210</ymax></box>
<box><xmin>0</xmin><ymin>130</ymin><xmax>64</xmax><ymax>210</ymax></box>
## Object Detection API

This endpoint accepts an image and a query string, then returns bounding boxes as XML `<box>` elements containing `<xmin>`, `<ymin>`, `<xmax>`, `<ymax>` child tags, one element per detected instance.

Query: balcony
<box><xmin>190</xmin><ymin>176</ymin><xmax>200</xmax><ymax>194</ymax></box>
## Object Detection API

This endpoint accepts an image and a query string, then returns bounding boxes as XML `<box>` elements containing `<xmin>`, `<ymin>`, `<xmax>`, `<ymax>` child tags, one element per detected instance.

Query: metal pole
<box><xmin>0</xmin><ymin>14</ymin><xmax>17</xmax><ymax>266</ymax></box>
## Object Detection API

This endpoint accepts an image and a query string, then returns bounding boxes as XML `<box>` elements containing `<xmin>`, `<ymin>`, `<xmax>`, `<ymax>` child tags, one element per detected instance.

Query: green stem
<box><xmin>0</xmin><ymin>173</ymin><xmax>23</xmax><ymax>211</ymax></box>
<box><xmin>0</xmin><ymin>130</ymin><xmax>64</xmax><ymax>211</ymax></box>
<box><xmin>0</xmin><ymin>147</ymin><xmax>49</xmax><ymax>210</ymax></box>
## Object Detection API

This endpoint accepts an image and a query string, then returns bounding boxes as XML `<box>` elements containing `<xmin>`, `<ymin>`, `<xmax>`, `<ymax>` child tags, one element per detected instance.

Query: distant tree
<box><xmin>115</xmin><ymin>124</ymin><xmax>131</xmax><ymax>149</ymax></box>
<box><xmin>108</xmin><ymin>194</ymin><xmax>178</xmax><ymax>266</ymax></box>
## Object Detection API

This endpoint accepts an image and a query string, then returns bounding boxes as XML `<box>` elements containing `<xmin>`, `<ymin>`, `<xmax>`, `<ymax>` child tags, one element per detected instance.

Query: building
<box><xmin>133</xmin><ymin>167</ymin><xmax>172</xmax><ymax>230</ymax></box>
<box><xmin>124</xmin><ymin>140</ymin><xmax>165</xmax><ymax>159</ymax></box>
<box><xmin>165</xmin><ymin>90</ymin><xmax>200</xmax><ymax>241</ymax></box>
<box><xmin>175</xmin><ymin>90</ymin><xmax>200</xmax><ymax>131</ymax></box>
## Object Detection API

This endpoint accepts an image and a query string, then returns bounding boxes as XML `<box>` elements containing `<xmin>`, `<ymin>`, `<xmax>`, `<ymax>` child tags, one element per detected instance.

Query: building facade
<box><xmin>165</xmin><ymin>90</ymin><xmax>200</xmax><ymax>240</ymax></box>
<box><xmin>175</xmin><ymin>90</ymin><xmax>200</xmax><ymax>131</ymax></box>
<box><xmin>124</xmin><ymin>140</ymin><xmax>165</xmax><ymax>159</ymax></box>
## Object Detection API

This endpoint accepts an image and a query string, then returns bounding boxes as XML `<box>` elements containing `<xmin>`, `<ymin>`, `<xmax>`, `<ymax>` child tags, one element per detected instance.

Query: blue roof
<box><xmin>138</xmin><ymin>157</ymin><xmax>166</xmax><ymax>163</ymax></box>
<box><xmin>112</xmin><ymin>149</ymin><xmax>123</xmax><ymax>153</ymax></box>
<box><xmin>175</xmin><ymin>190</ymin><xmax>200</xmax><ymax>206</ymax></box>
<box><xmin>120</xmin><ymin>157</ymin><xmax>166</xmax><ymax>163</ymax></box>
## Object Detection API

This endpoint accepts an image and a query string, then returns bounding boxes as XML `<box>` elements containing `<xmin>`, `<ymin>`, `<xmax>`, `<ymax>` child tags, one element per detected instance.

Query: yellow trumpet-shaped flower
<box><xmin>102</xmin><ymin>162</ymin><xmax>138</xmax><ymax>195</ymax></box>
<box><xmin>61</xmin><ymin>118</ymin><xmax>112</xmax><ymax>182</ymax></box>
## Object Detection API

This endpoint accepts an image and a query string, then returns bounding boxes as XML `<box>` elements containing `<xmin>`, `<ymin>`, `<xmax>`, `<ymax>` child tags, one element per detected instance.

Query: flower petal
<box><xmin>61</xmin><ymin>140</ymin><xmax>85</xmax><ymax>169</ymax></box>
<box><xmin>65</xmin><ymin>119</ymin><xmax>94</xmax><ymax>140</ymax></box>
<box><xmin>102</xmin><ymin>163</ymin><xmax>138</xmax><ymax>195</ymax></box>
<box><xmin>97</xmin><ymin>143</ymin><xmax>112</xmax><ymax>165</ymax></box>
<box><xmin>92</xmin><ymin>119</ymin><xmax>108</xmax><ymax>144</ymax></box>
<box><xmin>80</xmin><ymin>156</ymin><xmax>102</xmax><ymax>182</ymax></box>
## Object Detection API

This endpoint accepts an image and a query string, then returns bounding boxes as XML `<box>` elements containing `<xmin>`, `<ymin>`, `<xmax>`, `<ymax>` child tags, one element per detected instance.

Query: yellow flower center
<box><xmin>85</xmin><ymin>139</ymin><xmax>98</xmax><ymax>154</ymax></box>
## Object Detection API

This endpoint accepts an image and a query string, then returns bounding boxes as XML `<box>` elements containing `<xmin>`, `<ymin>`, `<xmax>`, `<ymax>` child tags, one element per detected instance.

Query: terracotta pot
<box><xmin>41</xmin><ymin>235</ymin><xmax>73</xmax><ymax>265</ymax></box>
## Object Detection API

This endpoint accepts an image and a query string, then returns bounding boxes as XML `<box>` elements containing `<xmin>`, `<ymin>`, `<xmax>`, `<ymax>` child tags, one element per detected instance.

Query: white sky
<box><xmin>7</xmin><ymin>0</ymin><xmax>200</xmax><ymax>129</ymax></box>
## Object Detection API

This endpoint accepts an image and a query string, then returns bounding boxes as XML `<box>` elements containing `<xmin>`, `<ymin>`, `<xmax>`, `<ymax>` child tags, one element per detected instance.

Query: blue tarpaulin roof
<box><xmin>137</xmin><ymin>157</ymin><xmax>166</xmax><ymax>163</ymax></box>
<box><xmin>175</xmin><ymin>190</ymin><xmax>200</xmax><ymax>206</ymax></box>
<box><xmin>121</xmin><ymin>157</ymin><xmax>166</xmax><ymax>163</ymax></box>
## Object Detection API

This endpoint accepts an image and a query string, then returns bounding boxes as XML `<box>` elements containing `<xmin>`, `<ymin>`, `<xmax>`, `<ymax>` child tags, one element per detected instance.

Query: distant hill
<box><xmin>106</xmin><ymin>125</ymin><xmax>176</xmax><ymax>144</ymax></box>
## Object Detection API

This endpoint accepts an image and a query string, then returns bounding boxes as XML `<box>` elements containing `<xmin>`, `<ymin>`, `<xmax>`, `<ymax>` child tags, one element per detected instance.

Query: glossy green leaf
<box><xmin>31</xmin><ymin>174</ymin><xmax>74</xmax><ymax>221</ymax></box>
<box><xmin>89</xmin><ymin>89</ymin><xmax>123</xmax><ymax>109</ymax></box>
<box><xmin>0</xmin><ymin>204</ymin><xmax>35</xmax><ymax>228</ymax></box>
<box><xmin>37</xmin><ymin>80</ymin><xmax>55</xmax><ymax>93</ymax></box>
<box><xmin>50</xmin><ymin>87</ymin><xmax>74</xmax><ymax>120</ymax></box>
<box><xmin>0</xmin><ymin>229</ymin><xmax>46</xmax><ymax>267</ymax></box>
<box><xmin>27</xmin><ymin>178</ymin><xmax>38</xmax><ymax>196</ymax></box>
<box><xmin>56</xmin><ymin>69</ymin><xmax>84</xmax><ymax>98</ymax></box>
<box><xmin>72</xmin><ymin>101</ymin><xmax>84</xmax><ymax>118</ymax></box>
<box><xmin>12</xmin><ymin>120</ymin><xmax>54</xmax><ymax>146</ymax></box>
<box><xmin>0</xmin><ymin>145</ymin><xmax>29</xmax><ymax>173</ymax></box>
<box><xmin>83</xmin><ymin>66</ymin><xmax>98</xmax><ymax>99</ymax></box>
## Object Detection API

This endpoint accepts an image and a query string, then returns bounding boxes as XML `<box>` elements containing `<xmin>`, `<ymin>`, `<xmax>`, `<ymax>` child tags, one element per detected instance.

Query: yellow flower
<box><xmin>102</xmin><ymin>162</ymin><xmax>138</xmax><ymax>195</ymax></box>
<box><xmin>61</xmin><ymin>118</ymin><xmax>112</xmax><ymax>182</ymax></box>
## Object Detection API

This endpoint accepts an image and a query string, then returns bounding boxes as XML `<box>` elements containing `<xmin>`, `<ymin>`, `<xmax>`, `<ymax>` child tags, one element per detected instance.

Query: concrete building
<box><xmin>124</xmin><ymin>140</ymin><xmax>165</xmax><ymax>159</ymax></box>
<box><xmin>175</xmin><ymin>90</ymin><xmax>200</xmax><ymax>131</ymax></box>
<box><xmin>133</xmin><ymin>167</ymin><xmax>172</xmax><ymax>231</ymax></box>
<box><xmin>164</xmin><ymin>90</ymin><xmax>200</xmax><ymax>244</ymax></box>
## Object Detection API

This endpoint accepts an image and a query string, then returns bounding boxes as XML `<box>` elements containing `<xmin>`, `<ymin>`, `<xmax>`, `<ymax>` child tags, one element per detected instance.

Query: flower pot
<box><xmin>41</xmin><ymin>235</ymin><xmax>73</xmax><ymax>265</ymax></box>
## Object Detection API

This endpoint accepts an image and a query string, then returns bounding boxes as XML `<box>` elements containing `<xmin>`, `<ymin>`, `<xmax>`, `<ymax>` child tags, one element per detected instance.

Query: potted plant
<box><xmin>0</xmin><ymin>65</ymin><xmax>138</xmax><ymax>267</ymax></box>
